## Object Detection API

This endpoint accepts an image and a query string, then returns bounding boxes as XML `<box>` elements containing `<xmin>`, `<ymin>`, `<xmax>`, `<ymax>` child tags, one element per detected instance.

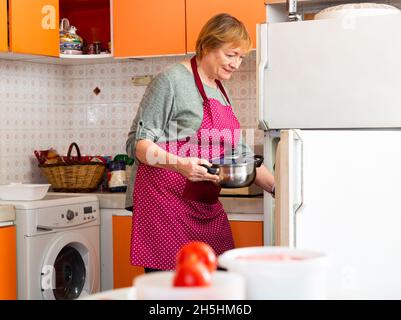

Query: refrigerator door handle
<box><xmin>275</xmin><ymin>129</ymin><xmax>303</xmax><ymax>247</ymax></box>
<box><xmin>257</xmin><ymin>23</ymin><xmax>268</xmax><ymax>130</ymax></box>
<box><xmin>293</xmin><ymin>130</ymin><xmax>304</xmax><ymax>217</ymax></box>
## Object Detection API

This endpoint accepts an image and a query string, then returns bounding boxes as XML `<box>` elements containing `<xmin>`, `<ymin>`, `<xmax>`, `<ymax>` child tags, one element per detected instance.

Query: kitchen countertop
<box><xmin>48</xmin><ymin>191</ymin><xmax>264</xmax><ymax>220</ymax></box>
<box><xmin>0</xmin><ymin>205</ymin><xmax>15</xmax><ymax>226</ymax></box>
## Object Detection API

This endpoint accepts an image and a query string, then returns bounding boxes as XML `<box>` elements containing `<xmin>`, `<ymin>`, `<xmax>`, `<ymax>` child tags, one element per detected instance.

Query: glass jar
<box><xmin>108</xmin><ymin>160</ymin><xmax>127</xmax><ymax>192</ymax></box>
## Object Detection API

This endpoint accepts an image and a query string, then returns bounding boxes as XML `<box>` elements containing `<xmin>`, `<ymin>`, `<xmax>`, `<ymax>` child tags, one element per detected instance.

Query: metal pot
<box><xmin>201</xmin><ymin>154</ymin><xmax>264</xmax><ymax>188</ymax></box>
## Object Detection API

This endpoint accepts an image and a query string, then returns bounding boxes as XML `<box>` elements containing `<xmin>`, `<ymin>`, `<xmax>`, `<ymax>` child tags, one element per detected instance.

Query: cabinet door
<box><xmin>186</xmin><ymin>0</ymin><xmax>265</xmax><ymax>53</ymax></box>
<box><xmin>9</xmin><ymin>0</ymin><xmax>59</xmax><ymax>56</ymax></box>
<box><xmin>113</xmin><ymin>0</ymin><xmax>186</xmax><ymax>57</ymax></box>
<box><xmin>0</xmin><ymin>0</ymin><xmax>7</xmax><ymax>52</ymax></box>
<box><xmin>0</xmin><ymin>226</ymin><xmax>16</xmax><ymax>300</ymax></box>
<box><xmin>229</xmin><ymin>221</ymin><xmax>263</xmax><ymax>248</ymax></box>
<box><xmin>112</xmin><ymin>216</ymin><xmax>144</xmax><ymax>289</ymax></box>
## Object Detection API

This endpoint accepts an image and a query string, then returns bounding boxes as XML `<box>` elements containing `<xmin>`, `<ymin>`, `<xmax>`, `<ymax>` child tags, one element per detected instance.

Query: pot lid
<box><xmin>211</xmin><ymin>152</ymin><xmax>259</xmax><ymax>165</ymax></box>
<box><xmin>314</xmin><ymin>3</ymin><xmax>401</xmax><ymax>20</ymax></box>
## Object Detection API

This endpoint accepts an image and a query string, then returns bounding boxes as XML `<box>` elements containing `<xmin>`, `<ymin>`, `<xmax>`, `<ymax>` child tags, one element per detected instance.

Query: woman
<box><xmin>126</xmin><ymin>13</ymin><xmax>275</xmax><ymax>272</ymax></box>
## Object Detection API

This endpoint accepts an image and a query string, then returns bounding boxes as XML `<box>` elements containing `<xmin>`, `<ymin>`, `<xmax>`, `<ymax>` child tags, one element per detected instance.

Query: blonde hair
<box><xmin>195</xmin><ymin>13</ymin><xmax>252</xmax><ymax>59</ymax></box>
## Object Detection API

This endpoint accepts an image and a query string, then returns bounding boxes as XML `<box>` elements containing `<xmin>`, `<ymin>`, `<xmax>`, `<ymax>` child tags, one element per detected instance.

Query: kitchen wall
<box><xmin>0</xmin><ymin>52</ymin><xmax>263</xmax><ymax>185</ymax></box>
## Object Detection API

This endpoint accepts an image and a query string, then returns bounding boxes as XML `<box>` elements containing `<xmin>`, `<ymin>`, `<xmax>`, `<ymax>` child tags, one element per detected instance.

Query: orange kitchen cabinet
<box><xmin>113</xmin><ymin>0</ymin><xmax>186</xmax><ymax>57</ymax></box>
<box><xmin>0</xmin><ymin>0</ymin><xmax>7</xmax><ymax>52</ymax></box>
<box><xmin>186</xmin><ymin>0</ymin><xmax>266</xmax><ymax>53</ymax></box>
<box><xmin>112</xmin><ymin>215</ymin><xmax>144</xmax><ymax>289</ymax></box>
<box><xmin>9</xmin><ymin>0</ymin><xmax>59</xmax><ymax>56</ymax></box>
<box><xmin>229</xmin><ymin>221</ymin><xmax>263</xmax><ymax>248</ymax></box>
<box><xmin>0</xmin><ymin>226</ymin><xmax>17</xmax><ymax>300</ymax></box>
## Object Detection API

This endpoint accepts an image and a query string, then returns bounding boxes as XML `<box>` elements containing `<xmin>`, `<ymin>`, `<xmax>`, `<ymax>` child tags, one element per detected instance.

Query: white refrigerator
<box><xmin>258</xmin><ymin>5</ymin><xmax>401</xmax><ymax>299</ymax></box>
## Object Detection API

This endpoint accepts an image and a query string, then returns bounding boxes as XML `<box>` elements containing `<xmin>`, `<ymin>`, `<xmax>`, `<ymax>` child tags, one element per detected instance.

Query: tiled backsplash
<box><xmin>0</xmin><ymin>52</ymin><xmax>262</xmax><ymax>185</ymax></box>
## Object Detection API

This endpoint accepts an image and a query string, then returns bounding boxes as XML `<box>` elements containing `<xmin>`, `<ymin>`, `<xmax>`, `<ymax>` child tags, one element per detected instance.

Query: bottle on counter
<box><xmin>113</xmin><ymin>154</ymin><xmax>135</xmax><ymax>186</ymax></box>
<box><xmin>108</xmin><ymin>160</ymin><xmax>127</xmax><ymax>193</ymax></box>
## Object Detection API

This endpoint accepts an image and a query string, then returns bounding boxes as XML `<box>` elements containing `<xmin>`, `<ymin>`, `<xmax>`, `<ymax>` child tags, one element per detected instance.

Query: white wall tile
<box><xmin>87</xmin><ymin>104</ymin><xmax>108</xmax><ymax>128</ymax></box>
<box><xmin>107</xmin><ymin>103</ymin><xmax>132</xmax><ymax>129</ymax></box>
<box><xmin>69</xmin><ymin>104</ymin><xmax>87</xmax><ymax>129</ymax></box>
<box><xmin>129</xmin><ymin>59</ymin><xmax>153</xmax><ymax>76</ymax></box>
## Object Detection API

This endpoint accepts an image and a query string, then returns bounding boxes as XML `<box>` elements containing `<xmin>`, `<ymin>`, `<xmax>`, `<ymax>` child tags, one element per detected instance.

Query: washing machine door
<box><xmin>40</xmin><ymin>232</ymin><xmax>99</xmax><ymax>300</ymax></box>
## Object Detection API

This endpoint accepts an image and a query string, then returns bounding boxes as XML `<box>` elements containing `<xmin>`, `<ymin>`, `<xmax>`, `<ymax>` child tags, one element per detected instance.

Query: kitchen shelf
<box><xmin>59</xmin><ymin>53</ymin><xmax>112</xmax><ymax>59</ymax></box>
<box><xmin>0</xmin><ymin>52</ymin><xmax>119</xmax><ymax>65</ymax></box>
<box><xmin>58</xmin><ymin>53</ymin><xmax>115</xmax><ymax>64</ymax></box>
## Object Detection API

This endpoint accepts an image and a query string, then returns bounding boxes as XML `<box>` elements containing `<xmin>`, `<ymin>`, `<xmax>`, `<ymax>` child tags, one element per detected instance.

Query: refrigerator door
<box><xmin>273</xmin><ymin>130</ymin><xmax>303</xmax><ymax>247</ymax></box>
<box><xmin>258</xmin><ymin>14</ymin><xmax>401</xmax><ymax>129</ymax></box>
<box><xmin>276</xmin><ymin>129</ymin><xmax>401</xmax><ymax>299</ymax></box>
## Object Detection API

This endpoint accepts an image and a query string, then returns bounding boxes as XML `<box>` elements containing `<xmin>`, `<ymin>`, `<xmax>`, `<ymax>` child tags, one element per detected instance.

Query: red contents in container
<box><xmin>236</xmin><ymin>253</ymin><xmax>306</xmax><ymax>261</ymax></box>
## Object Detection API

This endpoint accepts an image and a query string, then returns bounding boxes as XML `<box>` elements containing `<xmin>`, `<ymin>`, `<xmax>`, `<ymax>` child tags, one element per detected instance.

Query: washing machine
<box><xmin>0</xmin><ymin>194</ymin><xmax>100</xmax><ymax>300</ymax></box>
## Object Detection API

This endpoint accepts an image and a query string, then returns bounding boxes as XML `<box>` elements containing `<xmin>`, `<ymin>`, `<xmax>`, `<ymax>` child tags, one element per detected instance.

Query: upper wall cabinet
<box><xmin>0</xmin><ymin>0</ymin><xmax>7</xmax><ymax>52</ymax></box>
<box><xmin>8</xmin><ymin>0</ymin><xmax>111</xmax><ymax>58</ymax></box>
<box><xmin>186</xmin><ymin>0</ymin><xmax>266</xmax><ymax>53</ymax></box>
<box><xmin>113</xmin><ymin>0</ymin><xmax>186</xmax><ymax>58</ymax></box>
<box><xmin>9</xmin><ymin>0</ymin><xmax>59</xmax><ymax>56</ymax></box>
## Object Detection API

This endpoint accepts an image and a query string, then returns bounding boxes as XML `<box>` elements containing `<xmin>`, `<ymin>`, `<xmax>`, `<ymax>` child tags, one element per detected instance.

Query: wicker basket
<box><xmin>39</xmin><ymin>142</ymin><xmax>106</xmax><ymax>192</ymax></box>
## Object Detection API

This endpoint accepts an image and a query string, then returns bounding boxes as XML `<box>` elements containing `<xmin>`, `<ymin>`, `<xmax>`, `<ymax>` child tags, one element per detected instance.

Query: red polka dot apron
<box><xmin>130</xmin><ymin>56</ymin><xmax>241</xmax><ymax>270</ymax></box>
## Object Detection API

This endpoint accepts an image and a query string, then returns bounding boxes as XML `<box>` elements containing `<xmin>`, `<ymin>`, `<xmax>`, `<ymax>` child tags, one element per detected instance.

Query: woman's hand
<box><xmin>135</xmin><ymin>141</ymin><xmax>218</xmax><ymax>183</ymax></box>
<box><xmin>177</xmin><ymin>157</ymin><xmax>220</xmax><ymax>183</ymax></box>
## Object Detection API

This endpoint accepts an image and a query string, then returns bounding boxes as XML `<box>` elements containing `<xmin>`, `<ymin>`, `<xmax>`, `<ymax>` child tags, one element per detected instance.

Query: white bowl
<box><xmin>0</xmin><ymin>183</ymin><xmax>50</xmax><ymax>201</ymax></box>
<box><xmin>218</xmin><ymin>246</ymin><xmax>329</xmax><ymax>300</ymax></box>
<box><xmin>134</xmin><ymin>271</ymin><xmax>246</xmax><ymax>300</ymax></box>
<box><xmin>314</xmin><ymin>3</ymin><xmax>401</xmax><ymax>20</ymax></box>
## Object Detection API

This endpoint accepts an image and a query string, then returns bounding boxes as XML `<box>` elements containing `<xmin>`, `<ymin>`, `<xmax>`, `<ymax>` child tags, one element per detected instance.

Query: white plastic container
<box><xmin>314</xmin><ymin>3</ymin><xmax>400</xmax><ymax>20</ymax></box>
<box><xmin>0</xmin><ymin>183</ymin><xmax>50</xmax><ymax>201</ymax></box>
<box><xmin>218</xmin><ymin>246</ymin><xmax>329</xmax><ymax>300</ymax></box>
<box><xmin>134</xmin><ymin>271</ymin><xmax>246</xmax><ymax>300</ymax></box>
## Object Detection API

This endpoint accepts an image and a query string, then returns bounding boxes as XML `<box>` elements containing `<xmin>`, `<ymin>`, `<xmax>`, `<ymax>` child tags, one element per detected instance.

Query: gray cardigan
<box><xmin>125</xmin><ymin>63</ymin><xmax>252</xmax><ymax>209</ymax></box>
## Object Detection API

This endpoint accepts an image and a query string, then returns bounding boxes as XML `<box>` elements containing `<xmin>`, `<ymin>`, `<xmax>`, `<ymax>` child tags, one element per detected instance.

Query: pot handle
<box><xmin>59</xmin><ymin>18</ymin><xmax>70</xmax><ymax>32</ymax></box>
<box><xmin>254</xmin><ymin>155</ymin><xmax>264</xmax><ymax>167</ymax></box>
<box><xmin>200</xmin><ymin>164</ymin><xmax>219</xmax><ymax>175</ymax></box>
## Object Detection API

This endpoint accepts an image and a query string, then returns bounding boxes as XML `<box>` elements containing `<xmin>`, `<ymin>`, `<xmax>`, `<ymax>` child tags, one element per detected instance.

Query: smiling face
<box><xmin>201</xmin><ymin>42</ymin><xmax>247</xmax><ymax>81</ymax></box>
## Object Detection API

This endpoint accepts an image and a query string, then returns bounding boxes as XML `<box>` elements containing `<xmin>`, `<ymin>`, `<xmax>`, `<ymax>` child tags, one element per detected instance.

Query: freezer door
<box><xmin>292</xmin><ymin>130</ymin><xmax>401</xmax><ymax>299</ymax></box>
<box><xmin>258</xmin><ymin>14</ymin><xmax>401</xmax><ymax>129</ymax></box>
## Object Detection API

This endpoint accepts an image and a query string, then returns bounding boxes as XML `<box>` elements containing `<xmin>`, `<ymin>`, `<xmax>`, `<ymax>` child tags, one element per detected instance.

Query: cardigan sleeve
<box><xmin>126</xmin><ymin>72</ymin><xmax>175</xmax><ymax>164</ymax></box>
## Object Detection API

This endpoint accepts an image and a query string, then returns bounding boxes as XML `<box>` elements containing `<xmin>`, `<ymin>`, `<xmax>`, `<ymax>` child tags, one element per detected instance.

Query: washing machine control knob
<box><xmin>66</xmin><ymin>210</ymin><xmax>75</xmax><ymax>221</ymax></box>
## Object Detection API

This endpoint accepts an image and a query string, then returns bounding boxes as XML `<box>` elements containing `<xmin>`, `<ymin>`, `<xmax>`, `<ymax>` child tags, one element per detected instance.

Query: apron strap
<box><xmin>190</xmin><ymin>56</ymin><xmax>231</xmax><ymax>105</ymax></box>
<box><xmin>191</xmin><ymin>56</ymin><xmax>208</xmax><ymax>103</ymax></box>
<box><xmin>215</xmin><ymin>80</ymin><xmax>231</xmax><ymax>105</ymax></box>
